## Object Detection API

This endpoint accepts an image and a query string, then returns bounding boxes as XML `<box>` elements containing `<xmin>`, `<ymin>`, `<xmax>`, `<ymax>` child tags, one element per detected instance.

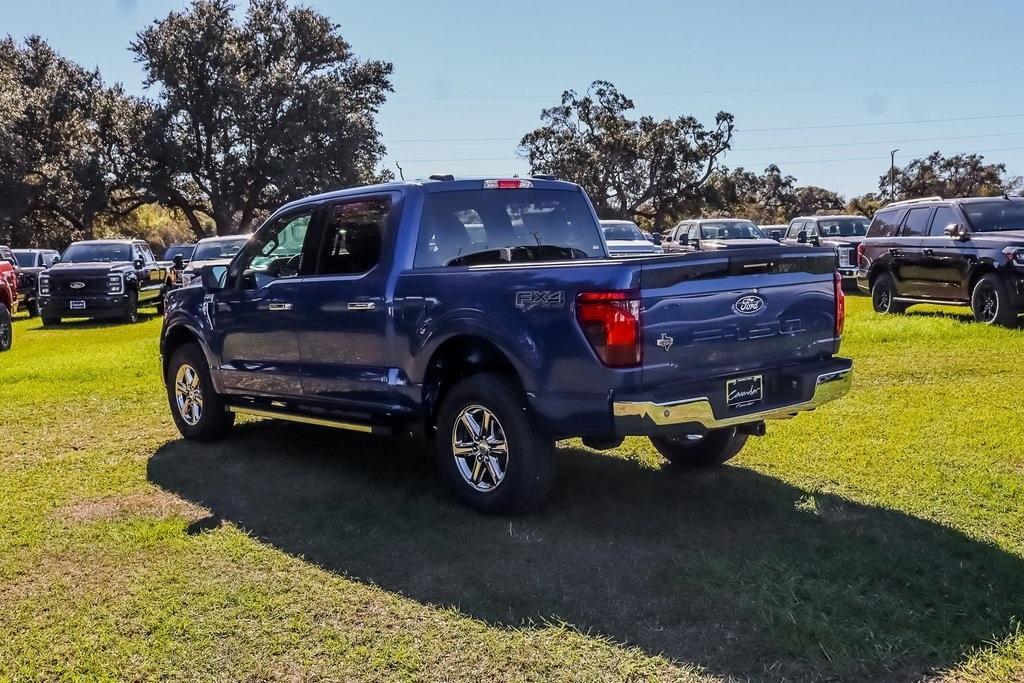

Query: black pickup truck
<box><xmin>38</xmin><ymin>240</ymin><xmax>167</xmax><ymax>325</ymax></box>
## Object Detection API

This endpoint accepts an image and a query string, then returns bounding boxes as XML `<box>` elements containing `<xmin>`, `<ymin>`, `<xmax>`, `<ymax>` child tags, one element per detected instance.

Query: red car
<box><xmin>0</xmin><ymin>245</ymin><xmax>19</xmax><ymax>352</ymax></box>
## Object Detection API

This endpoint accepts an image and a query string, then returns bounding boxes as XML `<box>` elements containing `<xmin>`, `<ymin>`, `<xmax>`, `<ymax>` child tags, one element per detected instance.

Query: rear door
<box><xmin>296</xmin><ymin>194</ymin><xmax>398</xmax><ymax>410</ymax></box>
<box><xmin>891</xmin><ymin>206</ymin><xmax>932</xmax><ymax>297</ymax></box>
<box><xmin>639</xmin><ymin>248</ymin><xmax>838</xmax><ymax>389</ymax></box>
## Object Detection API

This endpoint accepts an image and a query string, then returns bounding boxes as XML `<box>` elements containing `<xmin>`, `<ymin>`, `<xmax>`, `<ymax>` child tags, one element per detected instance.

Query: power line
<box><xmin>382</xmin><ymin>114</ymin><xmax>1024</xmax><ymax>144</ymax></box>
<box><xmin>734</xmin><ymin>130</ymin><xmax>1024</xmax><ymax>152</ymax></box>
<box><xmin>389</xmin><ymin>76</ymin><xmax>1024</xmax><ymax>102</ymax></box>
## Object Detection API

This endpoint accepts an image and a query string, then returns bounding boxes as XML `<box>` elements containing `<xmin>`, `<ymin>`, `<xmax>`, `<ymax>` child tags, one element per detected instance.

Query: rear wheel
<box><xmin>26</xmin><ymin>301</ymin><xmax>39</xmax><ymax>317</ymax></box>
<box><xmin>435</xmin><ymin>373</ymin><xmax>555</xmax><ymax>514</ymax></box>
<box><xmin>41</xmin><ymin>314</ymin><xmax>60</xmax><ymax>327</ymax></box>
<box><xmin>0</xmin><ymin>304</ymin><xmax>11</xmax><ymax>352</ymax></box>
<box><xmin>971</xmin><ymin>274</ymin><xmax>1018</xmax><ymax>327</ymax></box>
<box><xmin>650</xmin><ymin>428</ymin><xmax>749</xmax><ymax>467</ymax></box>
<box><xmin>871</xmin><ymin>274</ymin><xmax>908</xmax><ymax>314</ymax></box>
<box><xmin>166</xmin><ymin>342</ymin><xmax>235</xmax><ymax>440</ymax></box>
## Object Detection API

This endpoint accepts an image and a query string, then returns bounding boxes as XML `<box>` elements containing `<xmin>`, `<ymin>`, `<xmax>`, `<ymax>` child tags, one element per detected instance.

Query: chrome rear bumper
<box><xmin>613</xmin><ymin>367</ymin><xmax>852</xmax><ymax>430</ymax></box>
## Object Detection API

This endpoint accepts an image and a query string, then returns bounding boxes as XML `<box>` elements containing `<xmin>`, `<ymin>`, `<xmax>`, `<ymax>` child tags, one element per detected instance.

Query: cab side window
<box><xmin>787</xmin><ymin>221</ymin><xmax>804</xmax><ymax>239</ymax></box>
<box><xmin>901</xmin><ymin>207</ymin><xmax>933</xmax><ymax>236</ymax></box>
<box><xmin>236</xmin><ymin>210</ymin><xmax>313</xmax><ymax>289</ymax></box>
<box><xmin>929</xmin><ymin>207</ymin><xmax>959</xmax><ymax>236</ymax></box>
<box><xmin>688</xmin><ymin>224</ymin><xmax>700</xmax><ymax>241</ymax></box>
<box><xmin>316</xmin><ymin>198</ymin><xmax>390</xmax><ymax>276</ymax></box>
<box><xmin>868</xmin><ymin>208</ymin><xmax>902</xmax><ymax>237</ymax></box>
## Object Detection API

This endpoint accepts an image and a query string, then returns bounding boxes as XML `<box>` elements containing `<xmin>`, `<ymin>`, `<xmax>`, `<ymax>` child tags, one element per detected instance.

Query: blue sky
<box><xmin>5</xmin><ymin>0</ymin><xmax>1024</xmax><ymax>197</ymax></box>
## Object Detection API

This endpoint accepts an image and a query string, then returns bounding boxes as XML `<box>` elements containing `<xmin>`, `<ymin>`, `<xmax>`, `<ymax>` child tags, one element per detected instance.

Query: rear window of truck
<box><xmin>415</xmin><ymin>189</ymin><xmax>604</xmax><ymax>268</ymax></box>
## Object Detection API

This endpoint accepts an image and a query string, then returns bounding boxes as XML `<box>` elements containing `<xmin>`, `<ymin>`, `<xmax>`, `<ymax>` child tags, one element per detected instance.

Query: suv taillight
<box><xmin>834</xmin><ymin>271</ymin><xmax>845</xmax><ymax>337</ymax></box>
<box><xmin>575</xmin><ymin>291</ymin><xmax>641</xmax><ymax>367</ymax></box>
<box><xmin>856</xmin><ymin>242</ymin><xmax>865</xmax><ymax>269</ymax></box>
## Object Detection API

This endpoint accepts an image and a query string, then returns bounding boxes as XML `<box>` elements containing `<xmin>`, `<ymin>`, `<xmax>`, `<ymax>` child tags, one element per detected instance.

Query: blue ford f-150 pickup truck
<box><xmin>160</xmin><ymin>176</ymin><xmax>852</xmax><ymax>513</ymax></box>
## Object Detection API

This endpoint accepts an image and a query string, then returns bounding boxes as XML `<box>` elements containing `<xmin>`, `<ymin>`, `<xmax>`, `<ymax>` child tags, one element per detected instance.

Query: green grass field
<box><xmin>1</xmin><ymin>296</ymin><xmax>1023</xmax><ymax>681</ymax></box>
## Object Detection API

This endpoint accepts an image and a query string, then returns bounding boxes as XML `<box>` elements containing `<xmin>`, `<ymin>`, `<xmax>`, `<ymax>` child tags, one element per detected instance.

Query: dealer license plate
<box><xmin>726</xmin><ymin>374</ymin><xmax>763</xmax><ymax>409</ymax></box>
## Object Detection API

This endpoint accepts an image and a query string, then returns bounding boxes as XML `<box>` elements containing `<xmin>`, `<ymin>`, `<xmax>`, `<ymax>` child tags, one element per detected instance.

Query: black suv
<box><xmin>38</xmin><ymin>239</ymin><xmax>167</xmax><ymax>325</ymax></box>
<box><xmin>782</xmin><ymin>214</ymin><xmax>870</xmax><ymax>286</ymax></box>
<box><xmin>857</xmin><ymin>196</ymin><xmax>1024</xmax><ymax>326</ymax></box>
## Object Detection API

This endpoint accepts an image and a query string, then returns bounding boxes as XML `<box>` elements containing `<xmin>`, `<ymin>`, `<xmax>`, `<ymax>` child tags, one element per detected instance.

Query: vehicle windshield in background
<box><xmin>700</xmin><ymin>221</ymin><xmax>765</xmax><ymax>239</ymax></box>
<box><xmin>164</xmin><ymin>245</ymin><xmax>195</xmax><ymax>261</ymax></box>
<box><xmin>11</xmin><ymin>250</ymin><xmax>38</xmax><ymax>267</ymax></box>
<box><xmin>603</xmin><ymin>223</ymin><xmax>646</xmax><ymax>241</ymax></box>
<box><xmin>963</xmin><ymin>200</ymin><xmax>1024</xmax><ymax>232</ymax></box>
<box><xmin>61</xmin><ymin>243</ymin><xmax>132</xmax><ymax>263</ymax></box>
<box><xmin>416</xmin><ymin>189</ymin><xmax>604</xmax><ymax>267</ymax></box>
<box><xmin>817</xmin><ymin>219</ymin><xmax>868</xmax><ymax>237</ymax></box>
<box><xmin>193</xmin><ymin>238</ymin><xmax>248</xmax><ymax>261</ymax></box>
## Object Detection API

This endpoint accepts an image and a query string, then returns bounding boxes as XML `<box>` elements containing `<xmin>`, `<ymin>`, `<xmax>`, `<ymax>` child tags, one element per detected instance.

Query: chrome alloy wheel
<box><xmin>975</xmin><ymin>282</ymin><xmax>998</xmax><ymax>323</ymax></box>
<box><xmin>0</xmin><ymin>317</ymin><xmax>10</xmax><ymax>350</ymax></box>
<box><xmin>174</xmin><ymin>363</ymin><xmax>204</xmax><ymax>426</ymax></box>
<box><xmin>451</xmin><ymin>404</ymin><xmax>509</xmax><ymax>492</ymax></box>
<box><xmin>873</xmin><ymin>282</ymin><xmax>891</xmax><ymax>312</ymax></box>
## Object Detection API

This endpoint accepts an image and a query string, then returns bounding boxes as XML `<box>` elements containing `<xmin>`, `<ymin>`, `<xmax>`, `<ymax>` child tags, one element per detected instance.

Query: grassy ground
<box><xmin>1</xmin><ymin>296</ymin><xmax>1023</xmax><ymax>681</ymax></box>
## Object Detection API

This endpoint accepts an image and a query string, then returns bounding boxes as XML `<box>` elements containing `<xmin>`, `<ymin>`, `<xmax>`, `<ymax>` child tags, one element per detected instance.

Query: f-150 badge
<box><xmin>515</xmin><ymin>290</ymin><xmax>565</xmax><ymax>310</ymax></box>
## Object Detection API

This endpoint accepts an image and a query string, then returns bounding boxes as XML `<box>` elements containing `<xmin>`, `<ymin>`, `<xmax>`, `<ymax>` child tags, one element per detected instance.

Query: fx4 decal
<box><xmin>514</xmin><ymin>290</ymin><xmax>565</xmax><ymax>311</ymax></box>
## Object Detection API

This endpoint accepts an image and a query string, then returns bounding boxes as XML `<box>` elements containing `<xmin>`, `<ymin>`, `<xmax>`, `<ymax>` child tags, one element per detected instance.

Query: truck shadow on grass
<box><xmin>149</xmin><ymin>422</ymin><xmax>1024</xmax><ymax>681</ymax></box>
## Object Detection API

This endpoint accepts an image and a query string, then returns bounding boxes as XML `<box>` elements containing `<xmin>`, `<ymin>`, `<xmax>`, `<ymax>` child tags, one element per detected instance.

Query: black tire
<box><xmin>871</xmin><ymin>274</ymin><xmax>908</xmax><ymax>314</ymax></box>
<box><xmin>155</xmin><ymin>296</ymin><xmax>165</xmax><ymax>316</ymax></box>
<box><xmin>971</xmin><ymin>273</ymin><xmax>1019</xmax><ymax>327</ymax></box>
<box><xmin>122</xmin><ymin>291</ymin><xmax>139</xmax><ymax>324</ymax></box>
<box><xmin>650</xmin><ymin>428</ymin><xmax>749</xmax><ymax>467</ymax></box>
<box><xmin>0</xmin><ymin>304</ymin><xmax>11</xmax><ymax>352</ymax></box>
<box><xmin>26</xmin><ymin>301</ymin><xmax>39</xmax><ymax>318</ymax></box>
<box><xmin>41</xmin><ymin>315</ymin><xmax>60</xmax><ymax>327</ymax></box>
<box><xmin>435</xmin><ymin>373</ymin><xmax>555</xmax><ymax>514</ymax></box>
<box><xmin>165</xmin><ymin>342</ymin><xmax>235</xmax><ymax>440</ymax></box>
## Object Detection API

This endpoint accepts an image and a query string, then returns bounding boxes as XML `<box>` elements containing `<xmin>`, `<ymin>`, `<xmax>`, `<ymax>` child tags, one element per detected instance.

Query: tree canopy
<box><xmin>519</xmin><ymin>81</ymin><xmax>734</xmax><ymax>230</ymax></box>
<box><xmin>882</xmin><ymin>151</ymin><xmax>1023</xmax><ymax>201</ymax></box>
<box><xmin>131</xmin><ymin>0</ymin><xmax>394</xmax><ymax>236</ymax></box>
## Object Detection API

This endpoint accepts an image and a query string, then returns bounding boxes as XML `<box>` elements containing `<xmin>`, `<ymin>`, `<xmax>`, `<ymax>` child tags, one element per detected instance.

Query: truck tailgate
<box><xmin>639</xmin><ymin>248</ymin><xmax>839</xmax><ymax>388</ymax></box>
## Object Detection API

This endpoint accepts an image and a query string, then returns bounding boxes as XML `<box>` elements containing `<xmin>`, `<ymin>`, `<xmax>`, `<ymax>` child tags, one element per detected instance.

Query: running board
<box><xmin>228</xmin><ymin>405</ymin><xmax>390</xmax><ymax>435</ymax></box>
<box><xmin>892</xmin><ymin>296</ymin><xmax>965</xmax><ymax>306</ymax></box>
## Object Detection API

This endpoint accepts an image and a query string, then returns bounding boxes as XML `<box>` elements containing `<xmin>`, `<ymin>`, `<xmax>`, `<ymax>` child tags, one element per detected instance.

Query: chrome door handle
<box><xmin>347</xmin><ymin>302</ymin><xmax>376</xmax><ymax>311</ymax></box>
<box><xmin>922</xmin><ymin>248</ymin><xmax>934</xmax><ymax>256</ymax></box>
<box><xmin>268</xmin><ymin>303</ymin><xmax>292</xmax><ymax>311</ymax></box>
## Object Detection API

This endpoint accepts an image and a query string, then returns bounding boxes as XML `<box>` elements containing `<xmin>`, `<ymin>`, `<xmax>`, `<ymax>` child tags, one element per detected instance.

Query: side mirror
<box><xmin>133</xmin><ymin>258</ymin><xmax>144</xmax><ymax>270</ymax></box>
<box><xmin>172</xmin><ymin>255</ymin><xmax>184</xmax><ymax>269</ymax></box>
<box><xmin>944</xmin><ymin>223</ymin><xmax>969</xmax><ymax>241</ymax></box>
<box><xmin>796</xmin><ymin>230</ymin><xmax>808</xmax><ymax>244</ymax></box>
<box><xmin>678</xmin><ymin>234</ymin><xmax>689</xmax><ymax>246</ymax></box>
<box><xmin>201</xmin><ymin>264</ymin><xmax>228</xmax><ymax>291</ymax></box>
<box><xmin>52</xmin><ymin>255</ymin><xmax>60</xmax><ymax>264</ymax></box>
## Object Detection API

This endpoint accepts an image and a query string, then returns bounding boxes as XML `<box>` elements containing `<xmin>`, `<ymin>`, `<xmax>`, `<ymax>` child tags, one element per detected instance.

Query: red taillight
<box><xmin>856</xmin><ymin>242</ymin><xmax>865</xmax><ymax>269</ymax></box>
<box><xmin>575</xmin><ymin>291</ymin><xmax>641</xmax><ymax>367</ymax></box>
<box><xmin>834</xmin><ymin>271</ymin><xmax>845</xmax><ymax>337</ymax></box>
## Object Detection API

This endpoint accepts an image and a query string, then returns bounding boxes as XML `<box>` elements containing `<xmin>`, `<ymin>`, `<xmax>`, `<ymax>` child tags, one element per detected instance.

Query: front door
<box><xmin>296</xmin><ymin>195</ymin><xmax>396</xmax><ymax>412</ymax></box>
<box><xmin>214</xmin><ymin>207</ymin><xmax>317</xmax><ymax>397</ymax></box>
<box><xmin>917</xmin><ymin>205</ymin><xmax>972</xmax><ymax>302</ymax></box>
<box><xmin>133</xmin><ymin>243</ymin><xmax>164</xmax><ymax>304</ymax></box>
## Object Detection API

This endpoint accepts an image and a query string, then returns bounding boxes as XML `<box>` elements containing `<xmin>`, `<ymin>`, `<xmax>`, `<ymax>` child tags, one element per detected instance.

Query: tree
<box><xmin>131</xmin><ymin>0</ymin><xmax>393</xmax><ymax>236</ymax></box>
<box><xmin>0</xmin><ymin>36</ymin><xmax>146</xmax><ymax>247</ymax></box>
<box><xmin>519</xmin><ymin>81</ymin><xmax>734</xmax><ymax>230</ymax></box>
<box><xmin>882</xmin><ymin>151</ymin><xmax>1020</xmax><ymax>200</ymax></box>
<box><xmin>790</xmin><ymin>185</ymin><xmax>845</xmax><ymax>218</ymax></box>
<box><xmin>703</xmin><ymin>164</ymin><xmax>797</xmax><ymax>223</ymax></box>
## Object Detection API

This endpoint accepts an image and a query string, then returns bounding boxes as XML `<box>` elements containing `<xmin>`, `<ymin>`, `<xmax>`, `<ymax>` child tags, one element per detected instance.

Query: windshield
<box><xmin>61</xmin><ymin>243</ymin><xmax>132</xmax><ymax>263</ymax></box>
<box><xmin>193</xmin><ymin>237</ymin><xmax>248</xmax><ymax>261</ymax></box>
<box><xmin>164</xmin><ymin>245</ymin><xmax>195</xmax><ymax>261</ymax></box>
<box><xmin>700</xmin><ymin>221</ymin><xmax>765</xmax><ymax>240</ymax></box>
<box><xmin>416</xmin><ymin>189</ymin><xmax>604</xmax><ymax>267</ymax></box>
<box><xmin>962</xmin><ymin>200</ymin><xmax>1024</xmax><ymax>232</ymax></box>
<box><xmin>817</xmin><ymin>218</ymin><xmax>868</xmax><ymax>237</ymax></box>
<box><xmin>11</xmin><ymin>250</ymin><xmax>38</xmax><ymax>267</ymax></box>
<box><xmin>602</xmin><ymin>223</ymin><xmax>646</xmax><ymax>241</ymax></box>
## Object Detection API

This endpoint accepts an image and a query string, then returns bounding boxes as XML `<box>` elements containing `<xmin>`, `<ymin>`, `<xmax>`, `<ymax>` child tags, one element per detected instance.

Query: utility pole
<box><xmin>890</xmin><ymin>149</ymin><xmax>899</xmax><ymax>201</ymax></box>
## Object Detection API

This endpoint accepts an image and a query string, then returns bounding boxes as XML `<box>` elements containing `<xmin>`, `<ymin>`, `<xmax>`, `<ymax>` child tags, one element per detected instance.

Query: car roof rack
<box><xmin>885</xmin><ymin>195</ymin><xmax>943</xmax><ymax>208</ymax></box>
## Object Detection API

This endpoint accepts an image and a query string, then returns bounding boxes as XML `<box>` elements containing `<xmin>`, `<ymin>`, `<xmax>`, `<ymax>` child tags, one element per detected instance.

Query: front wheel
<box><xmin>650</xmin><ymin>428</ymin><xmax>749</xmax><ymax>467</ymax></box>
<box><xmin>26</xmin><ymin>301</ymin><xmax>39</xmax><ymax>317</ymax></box>
<box><xmin>41</xmin><ymin>315</ymin><xmax>60</xmax><ymax>327</ymax></box>
<box><xmin>122</xmin><ymin>291</ymin><xmax>139</xmax><ymax>324</ymax></box>
<box><xmin>971</xmin><ymin>274</ymin><xmax>1019</xmax><ymax>327</ymax></box>
<box><xmin>166</xmin><ymin>342</ymin><xmax>235</xmax><ymax>440</ymax></box>
<box><xmin>0</xmin><ymin>304</ymin><xmax>11</xmax><ymax>352</ymax></box>
<box><xmin>435</xmin><ymin>373</ymin><xmax>555</xmax><ymax>514</ymax></box>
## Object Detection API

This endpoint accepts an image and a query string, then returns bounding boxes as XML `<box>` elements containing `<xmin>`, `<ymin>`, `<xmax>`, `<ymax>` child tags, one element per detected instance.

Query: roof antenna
<box><xmin>395</xmin><ymin>162</ymin><xmax>405</xmax><ymax>181</ymax></box>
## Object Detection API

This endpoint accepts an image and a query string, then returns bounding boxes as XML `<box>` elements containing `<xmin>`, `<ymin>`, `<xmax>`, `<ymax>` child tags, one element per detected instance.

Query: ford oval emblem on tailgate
<box><xmin>70</xmin><ymin>281</ymin><xmax>85</xmax><ymax>289</ymax></box>
<box><xmin>733</xmin><ymin>294</ymin><xmax>764</xmax><ymax>315</ymax></box>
